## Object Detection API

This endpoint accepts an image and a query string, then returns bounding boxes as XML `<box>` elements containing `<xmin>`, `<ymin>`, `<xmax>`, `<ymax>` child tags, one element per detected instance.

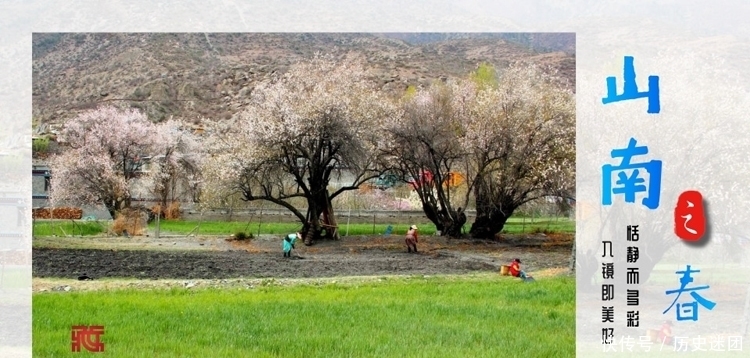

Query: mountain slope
<box><xmin>32</xmin><ymin>33</ymin><xmax>575</xmax><ymax>126</ymax></box>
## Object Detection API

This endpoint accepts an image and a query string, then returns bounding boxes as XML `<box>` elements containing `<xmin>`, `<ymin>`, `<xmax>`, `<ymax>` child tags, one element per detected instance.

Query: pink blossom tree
<box><xmin>49</xmin><ymin>106</ymin><xmax>161</xmax><ymax>219</ymax></box>
<box><xmin>202</xmin><ymin>55</ymin><xmax>398</xmax><ymax>245</ymax></box>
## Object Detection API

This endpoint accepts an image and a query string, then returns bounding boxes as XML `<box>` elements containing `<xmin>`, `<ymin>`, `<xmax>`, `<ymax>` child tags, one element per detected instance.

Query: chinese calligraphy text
<box><xmin>602</xmin><ymin>138</ymin><xmax>662</xmax><ymax>209</ymax></box>
<box><xmin>664</xmin><ymin>265</ymin><xmax>716</xmax><ymax>321</ymax></box>
<box><xmin>71</xmin><ymin>325</ymin><xmax>105</xmax><ymax>353</ymax></box>
<box><xmin>602</xmin><ymin>56</ymin><xmax>660</xmax><ymax>114</ymax></box>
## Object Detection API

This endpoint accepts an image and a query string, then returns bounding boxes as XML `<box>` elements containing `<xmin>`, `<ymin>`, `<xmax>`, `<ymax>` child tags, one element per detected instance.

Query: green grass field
<box><xmin>33</xmin><ymin>275</ymin><xmax>574</xmax><ymax>357</ymax></box>
<box><xmin>32</xmin><ymin>220</ymin><xmax>108</xmax><ymax>237</ymax></box>
<box><xmin>32</xmin><ymin>217</ymin><xmax>574</xmax><ymax>237</ymax></box>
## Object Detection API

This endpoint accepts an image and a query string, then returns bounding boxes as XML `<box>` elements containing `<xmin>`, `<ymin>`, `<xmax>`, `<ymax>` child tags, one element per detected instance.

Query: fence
<box><xmin>32</xmin><ymin>188</ymin><xmax>574</xmax><ymax>236</ymax></box>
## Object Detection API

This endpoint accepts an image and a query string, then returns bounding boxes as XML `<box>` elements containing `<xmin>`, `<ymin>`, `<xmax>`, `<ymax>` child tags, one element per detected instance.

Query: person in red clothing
<box><xmin>509</xmin><ymin>258</ymin><xmax>531</xmax><ymax>281</ymax></box>
<box><xmin>657</xmin><ymin>320</ymin><xmax>674</xmax><ymax>346</ymax></box>
<box><xmin>405</xmin><ymin>225</ymin><xmax>419</xmax><ymax>253</ymax></box>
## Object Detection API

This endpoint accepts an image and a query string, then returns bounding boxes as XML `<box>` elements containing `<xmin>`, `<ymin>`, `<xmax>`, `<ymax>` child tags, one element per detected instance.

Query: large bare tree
<box><xmin>386</xmin><ymin>82</ymin><xmax>474</xmax><ymax>237</ymax></box>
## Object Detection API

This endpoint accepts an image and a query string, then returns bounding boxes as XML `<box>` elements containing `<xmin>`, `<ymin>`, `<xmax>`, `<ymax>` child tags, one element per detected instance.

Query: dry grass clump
<box><xmin>109</xmin><ymin>208</ymin><xmax>147</xmax><ymax>236</ymax></box>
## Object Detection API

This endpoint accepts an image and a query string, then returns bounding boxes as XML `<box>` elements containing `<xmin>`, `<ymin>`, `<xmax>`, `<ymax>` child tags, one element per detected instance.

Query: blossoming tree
<box><xmin>49</xmin><ymin>106</ymin><xmax>161</xmax><ymax>219</ymax></box>
<box><xmin>465</xmin><ymin>64</ymin><xmax>575</xmax><ymax>239</ymax></box>
<box><xmin>145</xmin><ymin>119</ymin><xmax>202</xmax><ymax>214</ymax></box>
<box><xmin>50</xmin><ymin>106</ymin><xmax>201</xmax><ymax>221</ymax></box>
<box><xmin>202</xmin><ymin>55</ymin><xmax>397</xmax><ymax>245</ymax></box>
<box><xmin>387</xmin><ymin>64</ymin><xmax>574</xmax><ymax>239</ymax></box>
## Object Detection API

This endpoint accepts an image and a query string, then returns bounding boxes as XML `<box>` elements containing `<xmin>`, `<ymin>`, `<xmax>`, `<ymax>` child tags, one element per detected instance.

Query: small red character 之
<box><xmin>674</xmin><ymin>190</ymin><xmax>705</xmax><ymax>242</ymax></box>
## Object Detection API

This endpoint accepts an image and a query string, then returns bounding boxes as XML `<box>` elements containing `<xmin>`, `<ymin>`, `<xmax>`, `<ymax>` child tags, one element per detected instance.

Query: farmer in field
<box><xmin>509</xmin><ymin>258</ymin><xmax>533</xmax><ymax>282</ymax></box>
<box><xmin>405</xmin><ymin>225</ymin><xmax>419</xmax><ymax>253</ymax></box>
<box><xmin>283</xmin><ymin>232</ymin><xmax>301</xmax><ymax>258</ymax></box>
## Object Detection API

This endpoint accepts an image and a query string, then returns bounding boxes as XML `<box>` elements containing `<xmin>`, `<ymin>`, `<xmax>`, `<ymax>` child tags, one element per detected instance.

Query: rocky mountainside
<box><xmin>32</xmin><ymin>33</ymin><xmax>575</xmax><ymax>127</ymax></box>
<box><xmin>378</xmin><ymin>32</ymin><xmax>575</xmax><ymax>54</ymax></box>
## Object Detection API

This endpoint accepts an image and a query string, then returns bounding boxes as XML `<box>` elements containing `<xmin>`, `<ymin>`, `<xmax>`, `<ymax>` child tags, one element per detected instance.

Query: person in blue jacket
<box><xmin>283</xmin><ymin>232</ymin><xmax>301</xmax><ymax>258</ymax></box>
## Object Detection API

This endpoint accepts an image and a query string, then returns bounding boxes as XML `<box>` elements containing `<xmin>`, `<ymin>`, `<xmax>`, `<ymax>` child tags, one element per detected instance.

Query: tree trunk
<box><xmin>303</xmin><ymin>204</ymin><xmax>321</xmax><ymax>246</ymax></box>
<box><xmin>321</xmin><ymin>190</ymin><xmax>340</xmax><ymax>240</ymax></box>
<box><xmin>469</xmin><ymin>176</ymin><xmax>515</xmax><ymax>239</ymax></box>
<box><xmin>440</xmin><ymin>208</ymin><xmax>467</xmax><ymax>237</ymax></box>
<box><xmin>632</xmin><ymin>238</ymin><xmax>674</xmax><ymax>284</ymax></box>
<box><xmin>421</xmin><ymin>201</ymin><xmax>444</xmax><ymax>233</ymax></box>
<box><xmin>160</xmin><ymin>187</ymin><xmax>169</xmax><ymax>220</ymax></box>
<box><xmin>414</xmin><ymin>187</ymin><xmax>469</xmax><ymax>237</ymax></box>
<box><xmin>577</xmin><ymin>247</ymin><xmax>598</xmax><ymax>287</ymax></box>
<box><xmin>106</xmin><ymin>207</ymin><xmax>117</xmax><ymax>221</ymax></box>
<box><xmin>469</xmin><ymin>209</ymin><xmax>510</xmax><ymax>239</ymax></box>
<box><xmin>105</xmin><ymin>197</ymin><xmax>130</xmax><ymax>221</ymax></box>
<box><xmin>155</xmin><ymin>212</ymin><xmax>160</xmax><ymax>239</ymax></box>
<box><xmin>303</xmin><ymin>189</ymin><xmax>329</xmax><ymax>246</ymax></box>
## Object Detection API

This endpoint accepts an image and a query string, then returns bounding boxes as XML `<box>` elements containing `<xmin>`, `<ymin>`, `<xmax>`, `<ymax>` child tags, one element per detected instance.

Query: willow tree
<box><xmin>202</xmin><ymin>55</ymin><xmax>397</xmax><ymax>245</ymax></box>
<box><xmin>466</xmin><ymin>64</ymin><xmax>575</xmax><ymax>239</ymax></box>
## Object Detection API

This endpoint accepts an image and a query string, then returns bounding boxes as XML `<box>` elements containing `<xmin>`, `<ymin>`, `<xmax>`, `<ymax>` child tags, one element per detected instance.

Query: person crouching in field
<box><xmin>657</xmin><ymin>320</ymin><xmax>674</xmax><ymax>347</ymax></box>
<box><xmin>283</xmin><ymin>232</ymin><xmax>300</xmax><ymax>258</ymax></box>
<box><xmin>509</xmin><ymin>258</ymin><xmax>534</xmax><ymax>282</ymax></box>
<box><xmin>405</xmin><ymin>225</ymin><xmax>419</xmax><ymax>253</ymax></box>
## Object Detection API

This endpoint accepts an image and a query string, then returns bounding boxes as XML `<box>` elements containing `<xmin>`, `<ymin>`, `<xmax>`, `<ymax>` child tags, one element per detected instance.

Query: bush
<box><xmin>32</xmin><ymin>137</ymin><xmax>50</xmax><ymax>154</ymax></box>
<box><xmin>234</xmin><ymin>232</ymin><xmax>253</xmax><ymax>241</ymax></box>
<box><xmin>150</xmin><ymin>202</ymin><xmax>182</xmax><ymax>222</ymax></box>
<box><xmin>110</xmin><ymin>208</ymin><xmax>147</xmax><ymax>236</ymax></box>
<box><xmin>165</xmin><ymin>202</ymin><xmax>181</xmax><ymax>220</ymax></box>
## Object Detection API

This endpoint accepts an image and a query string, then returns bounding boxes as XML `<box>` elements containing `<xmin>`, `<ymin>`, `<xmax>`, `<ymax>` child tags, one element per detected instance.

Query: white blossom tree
<box><xmin>145</xmin><ymin>119</ymin><xmax>202</xmax><ymax>215</ymax></box>
<box><xmin>49</xmin><ymin>106</ymin><xmax>161</xmax><ymax>219</ymax></box>
<box><xmin>202</xmin><ymin>55</ymin><xmax>398</xmax><ymax>245</ymax></box>
<box><xmin>387</xmin><ymin>64</ymin><xmax>574</xmax><ymax>239</ymax></box>
<box><xmin>464</xmin><ymin>64</ymin><xmax>575</xmax><ymax>239</ymax></box>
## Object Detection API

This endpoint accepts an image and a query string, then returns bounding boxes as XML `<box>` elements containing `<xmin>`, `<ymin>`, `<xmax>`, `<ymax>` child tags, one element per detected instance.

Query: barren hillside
<box><xmin>32</xmin><ymin>33</ymin><xmax>575</xmax><ymax>127</ymax></box>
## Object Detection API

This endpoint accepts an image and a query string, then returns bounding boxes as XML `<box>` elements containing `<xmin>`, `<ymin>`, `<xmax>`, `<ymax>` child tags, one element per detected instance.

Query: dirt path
<box><xmin>32</xmin><ymin>233</ymin><xmax>573</xmax><ymax>281</ymax></box>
